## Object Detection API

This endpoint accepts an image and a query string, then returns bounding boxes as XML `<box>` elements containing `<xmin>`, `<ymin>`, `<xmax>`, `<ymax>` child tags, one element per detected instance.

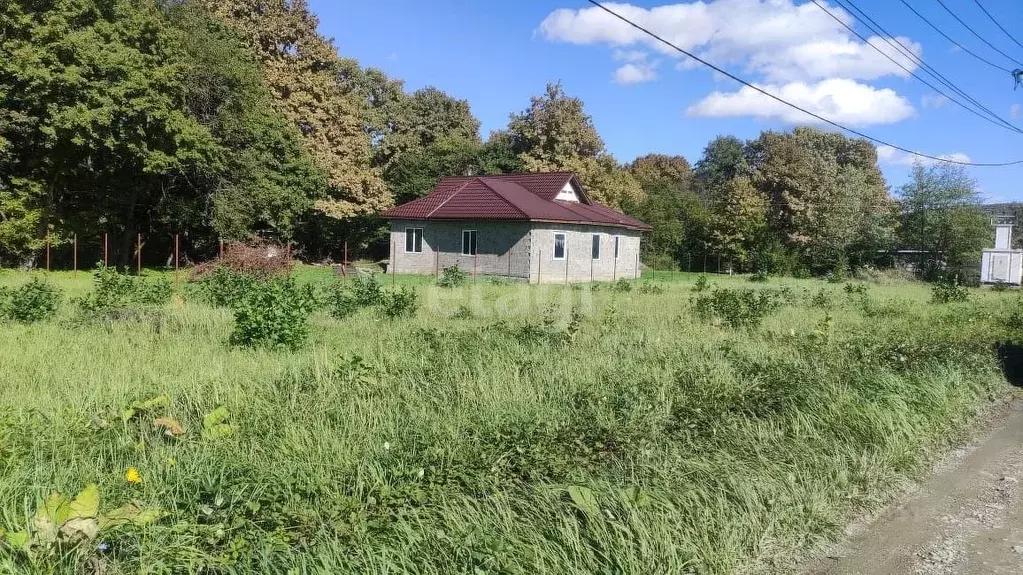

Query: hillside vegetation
<box><xmin>0</xmin><ymin>268</ymin><xmax>1016</xmax><ymax>573</ymax></box>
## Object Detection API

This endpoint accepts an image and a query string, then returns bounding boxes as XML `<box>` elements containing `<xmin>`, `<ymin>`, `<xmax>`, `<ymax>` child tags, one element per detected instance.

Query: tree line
<box><xmin>0</xmin><ymin>0</ymin><xmax>991</xmax><ymax>276</ymax></box>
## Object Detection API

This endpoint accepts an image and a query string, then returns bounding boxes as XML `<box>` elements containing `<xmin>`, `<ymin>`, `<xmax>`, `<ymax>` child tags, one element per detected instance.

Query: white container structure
<box><xmin>981</xmin><ymin>217</ymin><xmax>1023</xmax><ymax>284</ymax></box>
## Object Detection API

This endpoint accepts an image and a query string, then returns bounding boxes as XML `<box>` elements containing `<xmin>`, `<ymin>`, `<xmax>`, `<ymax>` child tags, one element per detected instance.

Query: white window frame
<box><xmin>553</xmin><ymin>232</ymin><xmax>567</xmax><ymax>260</ymax></box>
<box><xmin>591</xmin><ymin>233</ymin><xmax>601</xmax><ymax>260</ymax></box>
<box><xmin>404</xmin><ymin>227</ymin><xmax>423</xmax><ymax>253</ymax></box>
<box><xmin>614</xmin><ymin>235</ymin><xmax>620</xmax><ymax>259</ymax></box>
<box><xmin>461</xmin><ymin>229</ymin><xmax>477</xmax><ymax>256</ymax></box>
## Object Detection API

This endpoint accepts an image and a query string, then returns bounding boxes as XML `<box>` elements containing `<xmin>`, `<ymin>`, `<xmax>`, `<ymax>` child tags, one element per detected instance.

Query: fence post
<box><xmin>390</xmin><ymin>236</ymin><xmax>395</xmax><ymax>286</ymax></box>
<box><xmin>103</xmin><ymin>233</ymin><xmax>108</xmax><ymax>268</ymax></box>
<box><xmin>507</xmin><ymin>250</ymin><xmax>512</xmax><ymax>279</ymax></box>
<box><xmin>137</xmin><ymin>233</ymin><xmax>142</xmax><ymax>275</ymax></box>
<box><xmin>343</xmin><ymin>241</ymin><xmax>348</xmax><ymax>268</ymax></box>
<box><xmin>219</xmin><ymin>239</ymin><xmax>224</xmax><ymax>259</ymax></box>
<box><xmin>564</xmin><ymin>242</ymin><xmax>569</xmax><ymax>285</ymax></box>
<box><xmin>174</xmin><ymin>234</ymin><xmax>180</xmax><ymax>284</ymax></box>
<box><xmin>73</xmin><ymin>234</ymin><xmax>77</xmax><ymax>277</ymax></box>
<box><xmin>45</xmin><ymin>233</ymin><xmax>50</xmax><ymax>272</ymax></box>
<box><xmin>635</xmin><ymin>245</ymin><xmax>640</xmax><ymax>279</ymax></box>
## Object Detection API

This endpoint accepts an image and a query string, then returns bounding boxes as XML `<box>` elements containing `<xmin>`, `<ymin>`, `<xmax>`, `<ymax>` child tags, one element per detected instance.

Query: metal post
<box><xmin>343</xmin><ymin>241</ymin><xmax>348</xmax><ymax>268</ymax></box>
<box><xmin>45</xmin><ymin>233</ymin><xmax>50</xmax><ymax>272</ymax></box>
<box><xmin>564</xmin><ymin>242</ymin><xmax>569</xmax><ymax>285</ymax></box>
<box><xmin>174</xmin><ymin>234</ymin><xmax>180</xmax><ymax>284</ymax></box>
<box><xmin>390</xmin><ymin>236</ymin><xmax>395</xmax><ymax>286</ymax></box>
<box><xmin>507</xmin><ymin>250</ymin><xmax>512</xmax><ymax>279</ymax></box>
<box><xmin>219</xmin><ymin>239</ymin><xmax>224</xmax><ymax>259</ymax></box>
<box><xmin>73</xmin><ymin>234</ymin><xmax>77</xmax><ymax>277</ymax></box>
<box><xmin>612</xmin><ymin>248</ymin><xmax>618</xmax><ymax>281</ymax></box>
<box><xmin>635</xmin><ymin>246</ymin><xmax>640</xmax><ymax>279</ymax></box>
<box><xmin>590</xmin><ymin>247</ymin><xmax>594</xmax><ymax>283</ymax></box>
<box><xmin>103</xmin><ymin>233</ymin><xmax>108</xmax><ymax>268</ymax></box>
<box><xmin>137</xmin><ymin>233</ymin><xmax>142</xmax><ymax>275</ymax></box>
<box><xmin>717</xmin><ymin>254</ymin><xmax>721</xmax><ymax>274</ymax></box>
<box><xmin>536</xmin><ymin>247</ymin><xmax>541</xmax><ymax>285</ymax></box>
<box><xmin>703</xmin><ymin>253</ymin><xmax>707</xmax><ymax>273</ymax></box>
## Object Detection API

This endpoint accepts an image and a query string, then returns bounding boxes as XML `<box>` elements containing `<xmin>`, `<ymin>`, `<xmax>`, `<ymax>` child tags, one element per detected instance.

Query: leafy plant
<box><xmin>748</xmin><ymin>271</ymin><xmax>769</xmax><ymax>283</ymax></box>
<box><xmin>692</xmin><ymin>274</ymin><xmax>709</xmax><ymax>292</ymax></box>
<box><xmin>694</xmin><ymin>288</ymin><xmax>781</xmax><ymax>329</ymax></box>
<box><xmin>991</xmin><ymin>281</ymin><xmax>1011</xmax><ymax>292</ymax></box>
<box><xmin>612</xmin><ymin>279</ymin><xmax>633</xmax><ymax>293</ymax></box>
<box><xmin>379</xmin><ymin>287</ymin><xmax>419</xmax><ymax>319</ymax></box>
<box><xmin>0</xmin><ymin>484</ymin><xmax>161</xmax><ymax>555</ymax></box>
<box><xmin>202</xmin><ymin>407</ymin><xmax>235</xmax><ymax>439</ymax></box>
<box><xmin>3</xmin><ymin>277</ymin><xmax>62</xmax><ymax>323</ymax></box>
<box><xmin>451</xmin><ymin>305</ymin><xmax>474</xmax><ymax>319</ymax></box>
<box><xmin>230</xmin><ymin>277</ymin><xmax>316</xmax><ymax>349</ymax></box>
<box><xmin>189</xmin><ymin>267</ymin><xmax>257</xmax><ymax>308</ymax></box>
<box><xmin>77</xmin><ymin>265</ymin><xmax>172</xmax><ymax>315</ymax></box>
<box><xmin>811</xmin><ymin>289</ymin><xmax>832</xmax><ymax>310</ymax></box>
<box><xmin>931</xmin><ymin>277</ymin><xmax>969</xmax><ymax>304</ymax></box>
<box><xmin>328</xmin><ymin>274</ymin><xmax>383</xmax><ymax>319</ymax></box>
<box><xmin>437</xmin><ymin>265</ymin><xmax>468</xmax><ymax>288</ymax></box>
<box><xmin>638</xmin><ymin>282</ymin><xmax>664</xmax><ymax>295</ymax></box>
<box><xmin>843</xmin><ymin>283</ymin><xmax>867</xmax><ymax>296</ymax></box>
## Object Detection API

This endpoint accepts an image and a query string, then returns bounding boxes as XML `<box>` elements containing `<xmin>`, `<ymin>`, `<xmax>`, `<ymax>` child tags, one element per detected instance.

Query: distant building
<box><xmin>380</xmin><ymin>172</ymin><xmax>650</xmax><ymax>283</ymax></box>
<box><xmin>981</xmin><ymin>216</ymin><xmax>1023</xmax><ymax>284</ymax></box>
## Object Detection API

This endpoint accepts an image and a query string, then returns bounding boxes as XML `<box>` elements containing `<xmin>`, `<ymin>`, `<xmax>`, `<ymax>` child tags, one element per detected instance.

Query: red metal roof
<box><xmin>380</xmin><ymin>172</ymin><xmax>651</xmax><ymax>231</ymax></box>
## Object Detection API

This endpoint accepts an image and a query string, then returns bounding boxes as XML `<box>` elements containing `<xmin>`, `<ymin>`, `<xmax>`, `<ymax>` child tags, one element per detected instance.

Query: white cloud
<box><xmin>686</xmin><ymin>79</ymin><xmax>914</xmax><ymax>126</ymax></box>
<box><xmin>876</xmin><ymin>145</ymin><xmax>971</xmax><ymax>166</ymax></box>
<box><xmin>1011</xmin><ymin>104</ymin><xmax>1021</xmax><ymax>119</ymax></box>
<box><xmin>921</xmin><ymin>94</ymin><xmax>949</xmax><ymax>109</ymax></box>
<box><xmin>538</xmin><ymin>0</ymin><xmax>922</xmax><ymax>82</ymax></box>
<box><xmin>614</xmin><ymin>62</ymin><xmax>658</xmax><ymax>84</ymax></box>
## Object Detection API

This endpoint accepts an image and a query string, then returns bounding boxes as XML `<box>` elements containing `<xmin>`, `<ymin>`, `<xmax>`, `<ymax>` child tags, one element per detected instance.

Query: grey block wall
<box><xmin>528</xmin><ymin>223</ymin><xmax>641</xmax><ymax>284</ymax></box>
<box><xmin>388</xmin><ymin>220</ymin><xmax>532</xmax><ymax>279</ymax></box>
<box><xmin>388</xmin><ymin>219</ymin><xmax>642</xmax><ymax>283</ymax></box>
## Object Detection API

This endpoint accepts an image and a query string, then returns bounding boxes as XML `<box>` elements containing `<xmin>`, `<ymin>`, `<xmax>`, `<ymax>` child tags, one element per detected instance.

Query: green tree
<box><xmin>709</xmin><ymin>176</ymin><xmax>768</xmax><ymax>269</ymax></box>
<box><xmin>506</xmin><ymin>82</ymin><xmax>641</xmax><ymax>208</ymax></box>
<box><xmin>898</xmin><ymin>162</ymin><xmax>989</xmax><ymax>280</ymax></box>
<box><xmin>693</xmin><ymin>136</ymin><xmax>749</xmax><ymax>201</ymax></box>
<box><xmin>201</xmin><ymin>0</ymin><xmax>390</xmax><ymax>219</ymax></box>
<box><xmin>1</xmin><ymin>0</ymin><xmax>223</xmax><ymax>265</ymax></box>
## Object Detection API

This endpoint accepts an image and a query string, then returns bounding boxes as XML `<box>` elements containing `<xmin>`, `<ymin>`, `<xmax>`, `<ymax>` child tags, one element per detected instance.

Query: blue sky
<box><xmin>310</xmin><ymin>0</ymin><xmax>1023</xmax><ymax>202</ymax></box>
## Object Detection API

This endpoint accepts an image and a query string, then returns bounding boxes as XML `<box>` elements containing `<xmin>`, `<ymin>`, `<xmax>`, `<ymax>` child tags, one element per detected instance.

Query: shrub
<box><xmin>642</xmin><ymin>252</ymin><xmax>677</xmax><ymax>271</ymax></box>
<box><xmin>843</xmin><ymin>283</ymin><xmax>867</xmax><ymax>296</ymax></box>
<box><xmin>379</xmin><ymin>287</ymin><xmax>418</xmax><ymax>319</ymax></box>
<box><xmin>230</xmin><ymin>277</ymin><xmax>316</xmax><ymax>350</ymax></box>
<box><xmin>692</xmin><ymin>274</ymin><xmax>709</xmax><ymax>293</ymax></box>
<box><xmin>4</xmin><ymin>278</ymin><xmax>62</xmax><ymax>323</ymax></box>
<box><xmin>991</xmin><ymin>281</ymin><xmax>1011</xmax><ymax>292</ymax></box>
<box><xmin>77</xmin><ymin>266</ymin><xmax>172</xmax><ymax>314</ymax></box>
<box><xmin>638</xmin><ymin>282</ymin><xmax>664</xmax><ymax>295</ymax></box>
<box><xmin>748</xmin><ymin>271</ymin><xmax>769</xmax><ymax>283</ymax></box>
<box><xmin>452</xmin><ymin>305</ymin><xmax>474</xmax><ymax>319</ymax></box>
<box><xmin>810</xmin><ymin>289</ymin><xmax>832</xmax><ymax>310</ymax></box>
<box><xmin>328</xmin><ymin>274</ymin><xmax>383</xmax><ymax>319</ymax></box>
<box><xmin>931</xmin><ymin>278</ymin><xmax>969</xmax><ymax>304</ymax></box>
<box><xmin>612</xmin><ymin>279</ymin><xmax>633</xmax><ymax>293</ymax></box>
<box><xmin>189</xmin><ymin>267</ymin><xmax>258</xmax><ymax>308</ymax></box>
<box><xmin>694</xmin><ymin>288</ymin><xmax>781</xmax><ymax>329</ymax></box>
<box><xmin>437</xmin><ymin>265</ymin><xmax>468</xmax><ymax>288</ymax></box>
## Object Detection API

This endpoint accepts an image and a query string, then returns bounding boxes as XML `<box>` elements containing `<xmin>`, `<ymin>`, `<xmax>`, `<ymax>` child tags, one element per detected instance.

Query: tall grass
<box><xmin>0</xmin><ymin>269</ymin><xmax>1015</xmax><ymax>573</ymax></box>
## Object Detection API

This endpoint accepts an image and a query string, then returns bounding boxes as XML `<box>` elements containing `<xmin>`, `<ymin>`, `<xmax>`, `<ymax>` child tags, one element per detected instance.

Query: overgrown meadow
<box><xmin>0</xmin><ymin>265</ymin><xmax>1018</xmax><ymax>574</ymax></box>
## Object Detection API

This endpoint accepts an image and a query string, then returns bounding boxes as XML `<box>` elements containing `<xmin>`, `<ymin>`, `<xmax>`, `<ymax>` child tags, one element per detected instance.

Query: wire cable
<box><xmin>581</xmin><ymin>0</ymin><xmax>1023</xmax><ymax>167</ymax></box>
<box><xmin>811</xmin><ymin>0</ymin><xmax>1023</xmax><ymax>135</ymax></box>
<box><xmin>897</xmin><ymin>0</ymin><xmax>1012</xmax><ymax>73</ymax></box>
<box><xmin>972</xmin><ymin>0</ymin><xmax>1023</xmax><ymax>55</ymax></box>
<box><xmin>934</xmin><ymin>0</ymin><xmax>1022</xmax><ymax>67</ymax></box>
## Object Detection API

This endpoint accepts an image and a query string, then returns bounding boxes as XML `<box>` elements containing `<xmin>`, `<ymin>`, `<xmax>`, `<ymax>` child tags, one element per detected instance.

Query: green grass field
<box><xmin>0</xmin><ymin>266</ymin><xmax>1017</xmax><ymax>573</ymax></box>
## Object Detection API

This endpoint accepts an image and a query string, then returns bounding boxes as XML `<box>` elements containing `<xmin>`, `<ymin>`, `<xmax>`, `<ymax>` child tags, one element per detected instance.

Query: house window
<box><xmin>591</xmin><ymin>234</ymin><xmax>600</xmax><ymax>260</ymax></box>
<box><xmin>461</xmin><ymin>230</ymin><xmax>477</xmax><ymax>256</ymax></box>
<box><xmin>614</xmin><ymin>236</ymin><xmax>620</xmax><ymax>259</ymax></box>
<box><xmin>553</xmin><ymin>233</ymin><xmax>566</xmax><ymax>260</ymax></box>
<box><xmin>404</xmin><ymin>228</ymin><xmax>423</xmax><ymax>253</ymax></box>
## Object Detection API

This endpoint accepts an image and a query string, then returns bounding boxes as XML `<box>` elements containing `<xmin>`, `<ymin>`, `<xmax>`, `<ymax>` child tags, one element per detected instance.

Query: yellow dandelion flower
<box><xmin>125</xmin><ymin>467</ymin><xmax>143</xmax><ymax>484</ymax></box>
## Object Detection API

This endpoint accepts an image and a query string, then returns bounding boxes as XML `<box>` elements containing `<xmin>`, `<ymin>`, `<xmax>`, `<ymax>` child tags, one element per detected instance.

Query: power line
<box><xmin>581</xmin><ymin>0</ymin><xmax>1023</xmax><ymax>167</ymax></box>
<box><xmin>840</xmin><ymin>0</ymin><xmax>1020</xmax><ymax>134</ymax></box>
<box><xmin>896</xmin><ymin>0</ymin><xmax>1011</xmax><ymax>73</ymax></box>
<box><xmin>934</xmin><ymin>0</ymin><xmax>1022</xmax><ymax>67</ymax></box>
<box><xmin>811</xmin><ymin>0</ymin><xmax>1022</xmax><ymax>135</ymax></box>
<box><xmin>972</xmin><ymin>0</ymin><xmax>1023</xmax><ymax>55</ymax></box>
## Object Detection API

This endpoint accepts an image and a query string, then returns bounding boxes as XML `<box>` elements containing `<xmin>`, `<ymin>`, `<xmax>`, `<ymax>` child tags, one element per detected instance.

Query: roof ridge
<box><xmin>426</xmin><ymin>179</ymin><xmax>474</xmax><ymax>218</ymax></box>
<box><xmin>478</xmin><ymin>177</ymin><xmax>531</xmax><ymax>218</ymax></box>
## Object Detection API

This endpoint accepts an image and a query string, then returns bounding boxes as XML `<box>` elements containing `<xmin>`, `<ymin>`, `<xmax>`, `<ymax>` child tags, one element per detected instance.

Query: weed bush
<box><xmin>694</xmin><ymin>288</ymin><xmax>781</xmax><ymax>328</ymax></box>
<box><xmin>931</xmin><ymin>278</ymin><xmax>969</xmax><ymax>304</ymax></box>
<box><xmin>991</xmin><ymin>281</ymin><xmax>1011</xmax><ymax>292</ymax></box>
<box><xmin>190</xmin><ymin>239</ymin><xmax>290</xmax><ymax>280</ymax></box>
<box><xmin>692</xmin><ymin>274</ymin><xmax>709</xmax><ymax>292</ymax></box>
<box><xmin>843</xmin><ymin>283</ymin><xmax>867</xmax><ymax>296</ymax></box>
<box><xmin>638</xmin><ymin>282</ymin><xmax>664</xmax><ymax>295</ymax></box>
<box><xmin>612</xmin><ymin>279</ymin><xmax>633</xmax><ymax>293</ymax></box>
<box><xmin>748</xmin><ymin>270</ymin><xmax>769</xmax><ymax>283</ymax></box>
<box><xmin>77</xmin><ymin>266</ymin><xmax>172</xmax><ymax>315</ymax></box>
<box><xmin>3</xmin><ymin>278</ymin><xmax>62</xmax><ymax>323</ymax></box>
<box><xmin>229</xmin><ymin>277</ymin><xmax>316</xmax><ymax>349</ymax></box>
<box><xmin>437</xmin><ymin>265</ymin><xmax>468</xmax><ymax>288</ymax></box>
<box><xmin>379</xmin><ymin>287</ymin><xmax>419</xmax><ymax>319</ymax></box>
<box><xmin>188</xmin><ymin>267</ymin><xmax>258</xmax><ymax>308</ymax></box>
<box><xmin>328</xmin><ymin>275</ymin><xmax>383</xmax><ymax>319</ymax></box>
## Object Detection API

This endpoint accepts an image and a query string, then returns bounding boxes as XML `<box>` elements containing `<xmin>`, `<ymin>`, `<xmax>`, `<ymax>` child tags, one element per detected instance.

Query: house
<box><xmin>380</xmin><ymin>172</ymin><xmax>651</xmax><ymax>283</ymax></box>
<box><xmin>981</xmin><ymin>216</ymin><xmax>1023</xmax><ymax>284</ymax></box>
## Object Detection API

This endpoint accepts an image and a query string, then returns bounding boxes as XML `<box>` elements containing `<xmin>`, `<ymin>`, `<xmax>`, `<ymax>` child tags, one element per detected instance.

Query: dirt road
<box><xmin>803</xmin><ymin>397</ymin><xmax>1023</xmax><ymax>575</ymax></box>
